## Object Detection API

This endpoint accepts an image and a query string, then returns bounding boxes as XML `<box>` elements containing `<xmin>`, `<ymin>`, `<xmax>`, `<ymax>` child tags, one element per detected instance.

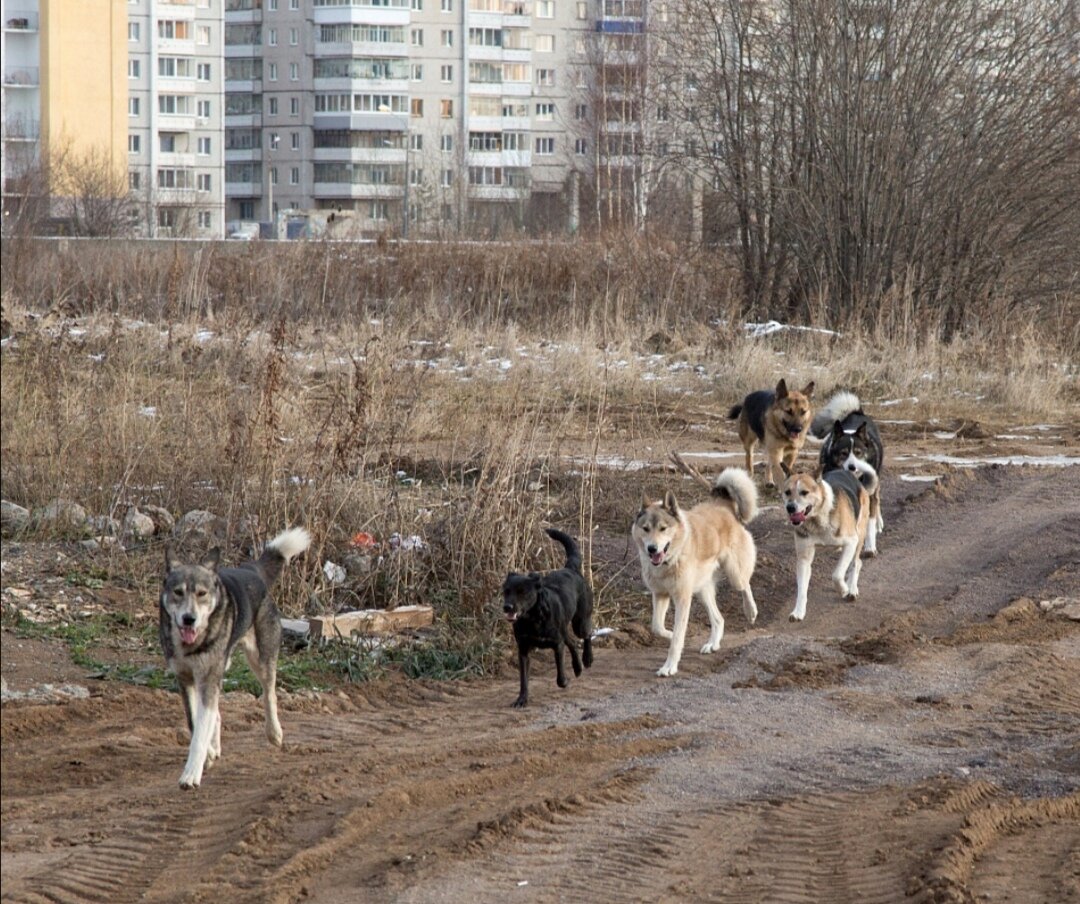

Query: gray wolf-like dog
<box><xmin>160</xmin><ymin>527</ymin><xmax>310</xmax><ymax>789</ymax></box>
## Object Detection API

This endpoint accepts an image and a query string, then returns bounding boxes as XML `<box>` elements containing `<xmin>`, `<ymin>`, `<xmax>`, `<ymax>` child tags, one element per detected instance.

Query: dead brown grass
<box><xmin>1</xmin><ymin>237</ymin><xmax>1076</xmax><ymax>635</ymax></box>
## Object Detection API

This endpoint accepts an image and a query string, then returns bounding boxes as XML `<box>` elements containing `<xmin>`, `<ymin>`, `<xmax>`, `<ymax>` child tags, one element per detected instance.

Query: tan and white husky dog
<box><xmin>780</xmin><ymin>464</ymin><xmax>873</xmax><ymax>622</ymax></box>
<box><xmin>632</xmin><ymin>456</ymin><xmax>759</xmax><ymax>677</ymax></box>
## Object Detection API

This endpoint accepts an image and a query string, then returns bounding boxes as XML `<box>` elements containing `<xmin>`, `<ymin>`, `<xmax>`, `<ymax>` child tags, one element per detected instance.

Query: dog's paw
<box><xmin>789</xmin><ymin>612</ymin><xmax>804</xmax><ymax>622</ymax></box>
<box><xmin>511</xmin><ymin>697</ymin><xmax>528</xmax><ymax>709</ymax></box>
<box><xmin>861</xmin><ymin>548</ymin><xmax>878</xmax><ymax>559</ymax></box>
<box><xmin>652</xmin><ymin>628</ymin><xmax>674</xmax><ymax>640</ymax></box>
<box><xmin>844</xmin><ymin>592</ymin><xmax>858</xmax><ymax>602</ymax></box>
<box><xmin>656</xmin><ymin>663</ymin><xmax>678</xmax><ymax>677</ymax></box>
<box><xmin>178</xmin><ymin>773</ymin><xmax>201</xmax><ymax>790</ymax></box>
<box><xmin>700</xmin><ymin>640</ymin><xmax>721</xmax><ymax>655</ymax></box>
<box><xmin>267</xmin><ymin>727</ymin><xmax>283</xmax><ymax>747</ymax></box>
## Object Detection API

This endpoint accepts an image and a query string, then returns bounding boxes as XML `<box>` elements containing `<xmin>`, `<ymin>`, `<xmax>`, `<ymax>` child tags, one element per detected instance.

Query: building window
<box><xmin>535</xmin><ymin>103</ymin><xmax>555</xmax><ymax>120</ymax></box>
<box><xmin>159</xmin><ymin>95</ymin><xmax>192</xmax><ymax>115</ymax></box>
<box><xmin>290</xmin><ymin>167</ymin><xmax>299</xmax><ymax>185</ymax></box>
<box><xmin>198</xmin><ymin>211</ymin><xmax>212</xmax><ymax>229</ymax></box>
<box><xmin>440</xmin><ymin>98</ymin><xmax>453</xmax><ymax>118</ymax></box>
<box><xmin>158</xmin><ymin>209</ymin><xmax>176</xmax><ymax>229</ymax></box>
<box><xmin>160</xmin><ymin>134</ymin><xmax>177</xmax><ymax>152</ymax></box>
<box><xmin>290</xmin><ymin>0</ymin><xmax>299</xmax><ymax>8</ymax></box>
<box><xmin>290</xmin><ymin>62</ymin><xmax>299</xmax><ymax>81</ymax></box>
<box><xmin>574</xmin><ymin>137</ymin><xmax>587</xmax><ymax>155</ymax></box>
<box><xmin>535</xmin><ymin>137</ymin><xmax>555</xmax><ymax>155</ymax></box>
<box><xmin>128</xmin><ymin>59</ymin><xmax>140</xmax><ymax>79</ymax></box>
<box><xmin>128</xmin><ymin>134</ymin><xmax>141</xmax><ymax>154</ymax></box>
<box><xmin>129</xmin><ymin>97</ymin><xmax>140</xmax><ymax>116</ymax></box>
<box><xmin>411</xmin><ymin>0</ymin><xmax>422</xmax><ymax>9</ymax></box>
<box><xmin>268</xmin><ymin>28</ymin><xmax>277</xmax><ymax>46</ymax></box>
<box><xmin>198</xmin><ymin>62</ymin><xmax>211</xmax><ymax>81</ymax></box>
<box><xmin>158</xmin><ymin>168</ymin><xmax>193</xmax><ymax>189</ymax></box>
<box><xmin>535</xmin><ymin>34</ymin><xmax>554</xmax><ymax>52</ymax></box>
<box><xmin>240</xmin><ymin>201</ymin><xmax>255</xmax><ymax>219</ymax></box>
<box><xmin>370</xmin><ymin>200</ymin><xmax>389</xmax><ymax>220</ymax></box>
<box><xmin>576</xmin><ymin>0</ymin><xmax>586</xmax><ymax>17</ymax></box>
<box><xmin>536</xmin><ymin>0</ymin><xmax>554</xmax><ymax>15</ymax></box>
<box><xmin>270</xmin><ymin>166</ymin><xmax>278</xmax><ymax>185</ymax></box>
<box><xmin>129</xmin><ymin>170</ymin><xmax>141</xmax><ymax>190</ymax></box>
<box><xmin>412</xmin><ymin>64</ymin><xmax>423</xmax><ymax>81</ymax></box>
<box><xmin>268</xmin><ymin>0</ymin><xmax>277</xmax><ymax>9</ymax></box>
<box><xmin>440</xmin><ymin>134</ymin><xmax>453</xmax><ymax>152</ymax></box>
<box><xmin>290</xmin><ymin>97</ymin><xmax>300</xmax><ymax>115</ymax></box>
<box><xmin>198</xmin><ymin>136</ymin><xmax>211</xmax><ymax>155</ymax></box>
<box><xmin>441</xmin><ymin>169</ymin><xmax>453</xmax><ymax>187</ymax></box>
<box><xmin>410</xmin><ymin>133</ymin><xmax>423</xmax><ymax>150</ymax></box>
<box><xmin>411</xmin><ymin>98</ymin><xmax>423</xmax><ymax>116</ymax></box>
<box><xmin>269</xmin><ymin>62</ymin><xmax>278</xmax><ymax>81</ymax></box>
<box><xmin>410</xmin><ymin>168</ymin><xmax>423</xmax><ymax>186</ymax></box>
<box><xmin>440</xmin><ymin>64</ymin><xmax>453</xmax><ymax>82</ymax></box>
<box><xmin>269</xmin><ymin>97</ymin><xmax>279</xmax><ymax>115</ymax></box>
<box><xmin>291</xmin><ymin>132</ymin><xmax>300</xmax><ymax>150</ymax></box>
<box><xmin>158</xmin><ymin>20</ymin><xmax>191</xmax><ymax>40</ymax></box>
<box><xmin>536</xmin><ymin>68</ymin><xmax>555</xmax><ymax>87</ymax></box>
<box><xmin>440</xmin><ymin>29</ymin><xmax>453</xmax><ymax>47</ymax></box>
<box><xmin>197</xmin><ymin>173</ymin><xmax>211</xmax><ymax>192</ymax></box>
<box><xmin>441</xmin><ymin>0</ymin><xmax>452</xmax><ymax>9</ymax></box>
<box><xmin>198</xmin><ymin>99</ymin><xmax>211</xmax><ymax>118</ymax></box>
<box><xmin>411</xmin><ymin>28</ymin><xmax>423</xmax><ymax>46</ymax></box>
<box><xmin>289</xmin><ymin>27</ymin><xmax>298</xmax><ymax>46</ymax></box>
<box><xmin>197</xmin><ymin>25</ymin><xmax>210</xmax><ymax>45</ymax></box>
<box><xmin>128</xmin><ymin>22</ymin><xmax>140</xmax><ymax>41</ymax></box>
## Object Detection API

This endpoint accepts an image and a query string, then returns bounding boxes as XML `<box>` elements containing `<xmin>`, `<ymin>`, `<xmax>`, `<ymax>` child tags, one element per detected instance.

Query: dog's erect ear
<box><xmin>780</xmin><ymin>461</ymin><xmax>793</xmax><ymax>479</ymax></box>
<box><xmin>663</xmin><ymin>491</ymin><xmax>680</xmax><ymax>515</ymax></box>
<box><xmin>640</xmin><ymin>491</ymin><xmax>652</xmax><ymax>511</ymax></box>
<box><xmin>832</xmin><ymin>420</ymin><xmax>846</xmax><ymax>438</ymax></box>
<box><xmin>200</xmin><ymin>547</ymin><xmax>221</xmax><ymax>571</ymax></box>
<box><xmin>854</xmin><ymin>422</ymin><xmax>868</xmax><ymax>439</ymax></box>
<box><xmin>811</xmin><ymin>463</ymin><xmax>824</xmax><ymax>480</ymax></box>
<box><xmin>164</xmin><ymin>543</ymin><xmax>181</xmax><ymax>573</ymax></box>
<box><xmin>801</xmin><ymin>381</ymin><xmax>815</xmax><ymax>398</ymax></box>
<box><xmin>775</xmin><ymin>378</ymin><xmax>789</xmax><ymax>398</ymax></box>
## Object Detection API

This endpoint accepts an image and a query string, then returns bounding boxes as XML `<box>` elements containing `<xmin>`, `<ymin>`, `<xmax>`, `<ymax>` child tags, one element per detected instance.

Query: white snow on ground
<box><xmin>744</xmin><ymin>321</ymin><xmax>841</xmax><ymax>339</ymax></box>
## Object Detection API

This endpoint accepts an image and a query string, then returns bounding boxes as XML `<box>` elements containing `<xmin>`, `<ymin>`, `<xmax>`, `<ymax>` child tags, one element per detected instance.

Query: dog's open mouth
<box><xmin>649</xmin><ymin>549</ymin><xmax>667</xmax><ymax>566</ymax></box>
<box><xmin>503</xmin><ymin>612</ymin><xmax>518</xmax><ymax>623</ymax></box>
<box><xmin>786</xmin><ymin>422</ymin><xmax>804</xmax><ymax>437</ymax></box>
<box><xmin>789</xmin><ymin>506</ymin><xmax>811</xmax><ymax>526</ymax></box>
<box><xmin>179</xmin><ymin>626</ymin><xmax>199</xmax><ymax>645</ymax></box>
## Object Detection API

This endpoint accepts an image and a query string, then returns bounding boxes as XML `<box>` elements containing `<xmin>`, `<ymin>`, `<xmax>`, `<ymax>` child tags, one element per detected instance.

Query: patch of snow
<box><xmin>744</xmin><ymin>321</ymin><xmax>841</xmax><ymax>339</ymax></box>
<box><xmin>921</xmin><ymin>453</ymin><xmax>1079</xmax><ymax>468</ymax></box>
<box><xmin>899</xmin><ymin>474</ymin><xmax>943</xmax><ymax>483</ymax></box>
<box><xmin>137</xmin><ymin>406</ymin><xmax>158</xmax><ymax>418</ymax></box>
<box><xmin>879</xmin><ymin>397</ymin><xmax>919</xmax><ymax>407</ymax></box>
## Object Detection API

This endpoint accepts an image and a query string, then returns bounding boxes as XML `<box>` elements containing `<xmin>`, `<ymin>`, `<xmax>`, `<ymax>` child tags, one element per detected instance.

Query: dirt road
<box><xmin>2</xmin><ymin>463</ymin><xmax>1078</xmax><ymax>903</ymax></box>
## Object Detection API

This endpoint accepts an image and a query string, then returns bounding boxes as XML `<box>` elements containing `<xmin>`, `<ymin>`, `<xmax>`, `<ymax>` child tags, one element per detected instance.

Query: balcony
<box><xmin>313</xmin><ymin>182</ymin><xmax>403</xmax><ymax>199</ymax></box>
<box><xmin>3</xmin><ymin>66</ymin><xmax>39</xmax><ymax>87</ymax></box>
<box><xmin>4</xmin><ymin>11</ymin><xmax>38</xmax><ymax>31</ymax></box>
<box><xmin>3</xmin><ymin>115</ymin><xmax>39</xmax><ymax>140</ymax></box>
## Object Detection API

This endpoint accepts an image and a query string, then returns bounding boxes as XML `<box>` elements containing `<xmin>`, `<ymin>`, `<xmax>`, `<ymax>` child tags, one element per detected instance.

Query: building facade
<box><xmin>127</xmin><ymin>0</ymin><xmax>226</xmax><ymax>236</ymax></box>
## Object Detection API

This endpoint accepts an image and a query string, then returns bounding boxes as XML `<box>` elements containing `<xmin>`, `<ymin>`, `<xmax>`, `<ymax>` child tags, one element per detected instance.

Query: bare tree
<box><xmin>48</xmin><ymin>136</ymin><xmax>134</xmax><ymax>237</ymax></box>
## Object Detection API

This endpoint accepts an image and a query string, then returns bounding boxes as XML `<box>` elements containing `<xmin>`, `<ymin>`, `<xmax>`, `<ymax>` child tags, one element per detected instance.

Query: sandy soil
<box><xmin>2</xmin><ymin>429</ymin><xmax>1079</xmax><ymax>903</ymax></box>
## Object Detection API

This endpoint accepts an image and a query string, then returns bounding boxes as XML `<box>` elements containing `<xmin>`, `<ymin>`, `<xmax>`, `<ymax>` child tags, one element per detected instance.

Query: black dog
<box><xmin>502</xmin><ymin>528</ymin><xmax>594</xmax><ymax>708</ymax></box>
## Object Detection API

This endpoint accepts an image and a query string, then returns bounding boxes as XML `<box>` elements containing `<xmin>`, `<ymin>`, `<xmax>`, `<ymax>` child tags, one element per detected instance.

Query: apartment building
<box><xmin>127</xmin><ymin>0</ymin><xmax>225</xmax><ymax>236</ymax></box>
<box><xmin>1</xmin><ymin>0</ymin><xmax>127</xmax><ymax>225</ymax></box>
<box><xmin>223</xmin><ymin>0</ymin><xmax>593</xmax><ymax>235</ymax></box>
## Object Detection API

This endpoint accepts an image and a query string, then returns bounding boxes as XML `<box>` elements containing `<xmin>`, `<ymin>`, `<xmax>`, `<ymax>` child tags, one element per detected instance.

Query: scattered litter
<box><xmin>137</xmin><ymin>406</ymin><xmax>158</xmax><ymax>418</ymax></box>
<box><xmin>389</xmin><ymin>533</ymin><xmax>426</xmax><ymax>552</ymax></box>
<box><xmin>591</xmin><ymin>627</ymin><xmax>615</xmax><ymax>638</ymax></box>
<box><xmin>322</xmin><ymin>560</ymin><xmax>347</xmax><ymax>585</ymax></box>
<box><xmin>349</xmin><ymin>531</ymin><xmax>379</xmax><ymax>550</ymax></box>
<box><xmin>744</xmin><ymin>321</ymin><xmax>840</xmax><ymax>339</ymax></box>
<box><xmin>517</xmin><ymin>881</ymin><xmax>529</xmax><ymax>887</ymax></box>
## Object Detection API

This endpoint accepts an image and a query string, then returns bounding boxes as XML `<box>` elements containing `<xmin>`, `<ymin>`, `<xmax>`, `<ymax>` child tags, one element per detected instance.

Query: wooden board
<box><xmin>308</xmin><ymin>605</ymin><xmax>434</xmax><ymax>640</ymax></box>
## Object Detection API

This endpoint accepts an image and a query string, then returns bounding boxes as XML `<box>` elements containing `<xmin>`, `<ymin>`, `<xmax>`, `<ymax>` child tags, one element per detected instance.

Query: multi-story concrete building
<box><xmin>127</xmin><ymin>0</ymin><xmax>225</xmax><ymax>236</ymax></box>
<box><xmin>2</xmin><ymin>0</ymin><xmax>128</xmax><ymax>227</ymax></box>
<box><xmin>223</xmin><ymin>0</ymin><xmax>593</xmax><ymax>235</ymax></box>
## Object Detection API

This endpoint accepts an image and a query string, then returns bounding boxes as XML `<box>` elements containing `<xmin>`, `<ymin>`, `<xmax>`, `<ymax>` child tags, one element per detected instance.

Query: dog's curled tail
<box><xmin>810</xmin><ymin>390</ymin><xmax>863</xmax><ymax>439</ymax></box>
<box><xmin>726</xmin><ymin>403</ymin><xmax>743</xmax><ymax>420</ymax></box>
<box><xmin>849</xmin><ymin>458</ymin><xmax>880</xmax><ymax>496</ymax></box>
<box><xmin>544</xmin><ymin>528</ymin><xmax>583</xmax><ymax>573</ymax></box>
<box><xmin>713</xmin><ymin>468</ymin><xmax>759</xmax><ymax>524</ymax></box>
<box><xmin>259</xmin><ymin>527</ymin><xmax>312</xmax><ymax>585</ymax></box>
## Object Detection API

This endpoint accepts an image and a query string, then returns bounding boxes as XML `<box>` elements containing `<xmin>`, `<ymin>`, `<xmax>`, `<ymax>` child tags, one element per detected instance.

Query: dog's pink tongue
<box><xmin>650</xmin><ymin>551</ymin><xmax>665</xmax><ymax>566</ymax></box>
<box><xmin>789</xmin><ymin>512</ymin><xmax>806</xmax><ymax>525</ymax></box>
<box><xmin>180</xmin><ymin>626</ymin><xmax>199</xmax><ymax>645</ymax></box>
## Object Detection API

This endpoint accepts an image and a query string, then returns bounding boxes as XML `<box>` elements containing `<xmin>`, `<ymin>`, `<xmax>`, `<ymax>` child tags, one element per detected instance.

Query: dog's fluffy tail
<box><xmin>259</xmin><ymin>527</ymin><xmax>312</xmax><ymax>585</ymax></box>
<box><xmin>545</xmin><ymin>528</ymin><xmax>583</xmax><ymax>572</ymax></box>
<box><xmin>712</xmin><ymin>468</ymin><xmax>759</xmax><ymax>524</ymax></box>
<box><xmin>726</xmin><ymin>403</ymin><xmax>743</xmax><ymax>420</ymax></box>
<box><xmin>848</xmin><ymin>458</ymin><xmax>880</xmax><ymax>496</ymax></box>
<box><xmin>810</xmin><ymin>390</ymin><xmax>863</xmax><ymax>439</ymax></box>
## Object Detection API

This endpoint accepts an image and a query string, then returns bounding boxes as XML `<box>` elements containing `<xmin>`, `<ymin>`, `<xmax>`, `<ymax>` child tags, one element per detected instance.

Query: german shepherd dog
<box><xmin>811</xmin><ymin>391</ymin><xmax>885</xmax><ymax>555</ymax></box>
<box><xmin>160</xmin><ymin>527</ymin><xmax>310</xmax><ymax>789</ymax></box>
<box><xmin>780</xmin><ymin>464</ymin><xmax>872</xmax><ymax>622</ymax></box>
<box><xmin>502</xmin><ymin>529</ymin><xmax>594</xmax><ymax>708</ymax></box>
<box><xmin>728</xmin><ymin>379</ymin><xmax>816</xmax><ymax>487</ymax></box>
<box><xmin>632</xmin><ymin>461</ymin><xmax>759</xmax><ymax>677</ymax></box>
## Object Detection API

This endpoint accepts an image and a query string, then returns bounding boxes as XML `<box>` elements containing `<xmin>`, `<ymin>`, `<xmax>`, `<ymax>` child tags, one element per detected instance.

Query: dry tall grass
<box><xmin>1</xmin><ymin>237</ymin><xmax>1076</xmax><ymax>638</ymax></box>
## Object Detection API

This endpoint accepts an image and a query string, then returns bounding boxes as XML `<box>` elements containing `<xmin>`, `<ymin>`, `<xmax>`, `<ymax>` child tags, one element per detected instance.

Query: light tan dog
<box><xmin>780</xmin><ymin>464</ymin><xmax>871</xmax><ymax>622</ymax></box>
<box><xmin>728</xmin><ymin>379</ymin><xmax>816</xmax><ymax>487</ymax></box>
<box><xmin>632</xmin><ymin>459</ymin><xmax>759</xmax><ymax>676</ymax></box>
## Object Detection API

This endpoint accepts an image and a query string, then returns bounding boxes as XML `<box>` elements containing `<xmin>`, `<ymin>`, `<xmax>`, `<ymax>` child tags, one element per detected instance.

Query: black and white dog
<box><xmin>160</xmin><ymin>527</ymin><xmax>310</xmax><ymax>789</ymax></box>
<box><xmin>502</xmin><ymin>529</ymin><xmax>594</xmax><ymax>708</ymax></box>
<box><xmin>811</xmin><ymin>391</ymin><xmax>884</xmax><ymax>555</ymax></box>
